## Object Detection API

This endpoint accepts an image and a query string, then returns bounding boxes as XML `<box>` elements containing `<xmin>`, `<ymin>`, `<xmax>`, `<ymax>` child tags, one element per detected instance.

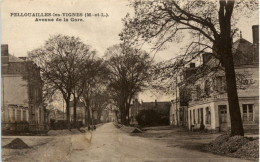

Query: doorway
<box><xmin>218</xmin><ymin>105</ymin><xmax>228</xmax><ymax>132</ymax></box>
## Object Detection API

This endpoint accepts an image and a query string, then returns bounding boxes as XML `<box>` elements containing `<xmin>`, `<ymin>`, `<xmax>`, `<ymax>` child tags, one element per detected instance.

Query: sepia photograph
<box><xmin>1</xmin><ymin>0</ymin><xmax>259</xmax><ymax>161</ymax></box>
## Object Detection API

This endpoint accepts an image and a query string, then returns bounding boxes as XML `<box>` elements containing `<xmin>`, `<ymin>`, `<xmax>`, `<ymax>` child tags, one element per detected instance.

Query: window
<box><xmin>216</xmin><ymin>76</ymin><xmax>227</xmax><ymax>92</ymax></box>
<box><xmin>206</xmin><ymin>107</ymin><xmax>211</xmax><ymax>124</ymax></box>
<box><xmin>196</xmin><ymin>85</ymin><xmax>202</xmax><ymax>98</ymax></box>
<box><xmin>17</xmin><ymin>110</ymin><xmax>21</xmax><ymax>121</ymax></box>
<box><xmin>179</xmin><ymin>108</ymin><xmax>183</xmax><ymax>122</ymax></box>
<box><xmin>12</xmin><ymin>109</ymin><xmax>15</xmax><ymax>122</ymax></box>
<box><xmin>23</xmin><ymin>110</ymin><xmax>26</xmax><ymax>121</ymax></box>
<box><xmin>189</xmin><ymin>110</ymin><xmax>192</xmax><ymax>125</ymax></box>
<box><xmin>30</xmin><ymin>105</ymin><xmax>35</xmax><ymax>122</ymax></box>
<box><xmin>198</xmin><ymin>109</ymin><xmax>201</xmax><ymax>124</ymax></box>
<box><xmin>204</xmin><ymin>80</ymin><xmax>211</xmax><ymax>96</ymax></box>
<box><xmin>198</xmin><ymin>108</ymin><xmax>203</xmax><ymax>124</ymax></box>
<box><xmin>193</xmin><ymin>109</ymin><xmax>196</xmax><ymax>124</ymax></box>
<box><xmin>242</xmin><ymin>104</ymin><xmax>253</xmax><ymax>121</ymax></box>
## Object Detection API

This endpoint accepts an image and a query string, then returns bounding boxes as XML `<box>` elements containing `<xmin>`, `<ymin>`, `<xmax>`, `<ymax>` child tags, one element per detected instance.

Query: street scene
<box><xmin>1</xmin><ymin>0</ymin><xmax>259</xmax><ymax>161</ymax></box>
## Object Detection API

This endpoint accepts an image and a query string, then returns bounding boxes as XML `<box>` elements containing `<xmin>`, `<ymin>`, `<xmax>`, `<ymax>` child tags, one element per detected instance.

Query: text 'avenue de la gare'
<box><xmin>10</xmin><ymin>12</ymin><xmax>109</xmax><ymax>22</ymax></box>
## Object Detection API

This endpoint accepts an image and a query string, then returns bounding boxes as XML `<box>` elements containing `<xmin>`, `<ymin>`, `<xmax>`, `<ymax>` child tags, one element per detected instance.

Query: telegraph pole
<box><xmin>175</xmin><ymin>72</ymin><xmax>179</xmax><ymax>126</ymax></box>
<box><xmin>2</xmin><ymin>76</ymin><xmax>5</xmax><ymax>123</ymax></box>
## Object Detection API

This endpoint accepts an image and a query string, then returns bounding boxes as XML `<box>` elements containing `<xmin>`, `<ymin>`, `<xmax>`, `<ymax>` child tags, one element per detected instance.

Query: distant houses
<box><xmin>129</xmin><ymin>99</ymin><xmax>170</xmax><ymax>125</ymax></box>
<box><xmin>170</xmin><ymin>25</ymin><xmax>259</xmax><ymax>133</ymax></box>
<box><xmin>1</xmin><ymin>44</ymin><xmax>47</xmax><ymax>132</ymax></box>
<box><xmin>48</xmin><ymin>108</ymin><xmax>66</xmax><ymax>122</ymax></box>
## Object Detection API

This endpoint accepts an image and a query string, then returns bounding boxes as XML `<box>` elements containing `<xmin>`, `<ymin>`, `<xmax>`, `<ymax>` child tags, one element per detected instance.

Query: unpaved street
<box><xmin>2</xmin><ymin>123</ymin><xmax>252</xmax><ymax>162</ymax></box>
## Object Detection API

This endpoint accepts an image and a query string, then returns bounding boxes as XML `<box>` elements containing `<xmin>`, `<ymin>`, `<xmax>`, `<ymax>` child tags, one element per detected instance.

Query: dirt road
<box><xmin>2</xmin><ymin>123</ymin><xmax>252</xmax><ymax>162</ymax></box>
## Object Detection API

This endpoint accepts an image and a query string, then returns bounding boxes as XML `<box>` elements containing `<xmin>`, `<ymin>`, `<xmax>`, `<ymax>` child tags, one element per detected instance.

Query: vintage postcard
<box><xmin>1</xmin><ymin>0</ymin><xmax>259</xmax><ymax>161</ymax></box>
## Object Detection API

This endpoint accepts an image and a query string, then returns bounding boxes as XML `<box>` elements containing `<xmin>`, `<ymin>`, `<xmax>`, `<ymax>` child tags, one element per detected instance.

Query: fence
<box><xmin>2</xmin><ymin>122</ymin><xmax>49</xmax><ymax>135</ymax></box>
<box><xmin>2</xmin><ymin>122</ymin><xmax>29</xmax><ymax>135</ymax></box>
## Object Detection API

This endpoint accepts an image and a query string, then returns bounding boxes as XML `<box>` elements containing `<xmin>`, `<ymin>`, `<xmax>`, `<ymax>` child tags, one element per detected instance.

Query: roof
<box><xmin>140</xmin><ymin>101</ymin><xmax>170</xmax><ymax>110</ymax></box>
<box><xmin>232</xmin><ymin>38</ymin><xmax>254</xmax><ymax>65</ymax></box>
<box><xmin>8</xmin><ymin>55</ymin><xmax>25</xmax><ymax>62</ymax></box>
<box><xmin>182</xmin><ymin>37</ymin><xmax>255</xmax><ymax>85</ymax></box>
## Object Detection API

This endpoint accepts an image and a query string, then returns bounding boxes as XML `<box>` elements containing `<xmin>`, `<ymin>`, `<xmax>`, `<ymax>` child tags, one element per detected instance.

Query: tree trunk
<box><xmin>218</xmin><ymin>0</ymin><xmax>244</xmax><ymax>136</ymax></box>
<box><xmin>73</xmin><ymin>96</ymin><xmax>77</xmax><ymax>127</ymax></box>
<box><xmin>87</xmin><ymin>106</ymin><xmax>91</xmax><ymax>126</ymax></box>
<box><xmin>120</xmin><ymin>106</ymin><xmax>127</xmax><ymax>125</ymax></box>
<box><xmin>115</xmin><ymin>110</ymin><xmax>119</xmax><ymax>123</ymax></box>
<box><xmin>91</xmin><ymin>109</ymin><xmax>94</xmax><ymax>125</ymax></box>
<box><xmin>125</xmin><ymin>105</ymin><xmax>130</xmax><ymax>126</ymax></box>
<box><xmin>65</xmin><ymin>99</ymin><xmax>71</xmax><ymax>130</ymax></box>
<box><xmin>84</xmin><ymin>107</ymin><xmax>87</xmax><ymax>126</ymax></box>
<box><xmin>222</xmin><ymin>48</ymin><xmax>244</xmax><ymax>136</ymax></box>
<box><xmin>127</xmin><ymin>110</ymin><xmax>130</xmax><ymax>125</ymax></box>
<box><xmin>97</xmin><ymin>112</ymin><xmax>102</xmax><ymax>123</ymax></box>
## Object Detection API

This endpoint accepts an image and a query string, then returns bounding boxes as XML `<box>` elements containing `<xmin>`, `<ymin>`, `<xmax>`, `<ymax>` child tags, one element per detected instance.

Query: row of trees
<box><xmin>29</xmin><ymin>35</ymin><xmax>153</xmax><ymax>127</ymax></box>
<box><xmin>28</xmin><ymin>35</ymin><xmax>108</xmax><ymax>128</ymax></box>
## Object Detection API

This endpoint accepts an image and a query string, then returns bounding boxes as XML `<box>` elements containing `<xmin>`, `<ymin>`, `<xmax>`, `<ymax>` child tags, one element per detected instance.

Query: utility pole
<box><xmin>175</xmin><ymin>72</ymin><xmax>179</xmax><ymax>127</ymax></box>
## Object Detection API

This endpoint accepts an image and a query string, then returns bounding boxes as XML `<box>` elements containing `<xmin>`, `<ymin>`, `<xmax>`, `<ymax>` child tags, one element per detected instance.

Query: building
<box><xmin>100</xmin><ymin>107</ymin><xmax>116</xmax><ymax>123</ymax></box>
<box><xmin>103</xmin><ymin>103</ymin><xmax>117</xmax><ymax>122</ymax></box>
<box><xmin>185</xmin><ymin>26</ymin><xmax>259</xmax><ymax>132</ymax></box>
<box><xmin>48</xmin><ymin>108</ymin><xmax>66</xmax><ymax>121</ymax></box>
<box><xmin>169</xmin><ymin>63</ymin><xmax>197</xmax><ymax>127</ymax></box>
<box><xmin>1</xmin><ymin>44</ymin><xmax>46</xmax><ymax>131</ymax></box>
<box><xmin>129</xmin><ymin>99</ymin><xmax>171</xmax><ymax>125</ymax></box>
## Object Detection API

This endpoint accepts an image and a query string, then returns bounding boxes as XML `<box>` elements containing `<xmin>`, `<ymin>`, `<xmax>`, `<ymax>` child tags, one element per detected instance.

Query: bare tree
<box><xmin>28</xmin><ymin>34</ymin><xmax>95</xmax><ymax>129</ymax></box>
<box><xmin>90</xmin><ymin>90</ymin><xmax>111</xmax><ymax>123</ymax></box>
<box><xmin>71</xmin><ymin>50</ymin><xmax>97</xmax><ymax>127</ymax></box>
<box><xmin>105</xmin><ymin>44</ymin><xmax>152</xmax><ymax>125</ymax></box>
<box><xmin>120</xmin><ymin>0</ymin><xmax>258</xmax><ymax>136</ymax></box>
<box><xmin>79</xmin><ymin>57</ymin><xmax>109</xmax><ymax>126</ymax></box>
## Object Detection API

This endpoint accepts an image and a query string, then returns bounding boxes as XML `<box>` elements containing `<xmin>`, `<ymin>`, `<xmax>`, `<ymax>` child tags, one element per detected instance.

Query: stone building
<box><xmin>169</xmin><ymin>63</ymin><xmax>197</xmax><ymax>127</ymax></box>
<box><xmin>1</xmin><ymin>44</ymin><xmax>46</xmax><ymax>131</ymax></box>
<box><xmin>185</xmin><ymin>26</ymin><xmax>259</xmax><ymax>132</ymax></box>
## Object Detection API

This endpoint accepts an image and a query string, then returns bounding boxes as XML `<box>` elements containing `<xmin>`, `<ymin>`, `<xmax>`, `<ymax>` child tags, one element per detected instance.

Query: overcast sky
<box><xmin>1</xmin><ymin>0</ymin><xmax>258</xmax><ymax>102</ymax></box>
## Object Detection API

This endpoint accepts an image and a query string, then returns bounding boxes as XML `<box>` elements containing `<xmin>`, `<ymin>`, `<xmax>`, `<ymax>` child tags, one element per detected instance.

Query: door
<box><xmin>218</xmin><ymin>105</ymin><xmax>228</xmax><ymax>132</ymax></box>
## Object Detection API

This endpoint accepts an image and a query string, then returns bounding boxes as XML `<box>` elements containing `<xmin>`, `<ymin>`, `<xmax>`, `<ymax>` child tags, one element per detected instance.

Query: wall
<box><xmin>236</xmin><ymin>66</ymin><xmax>259</xmax><ymax>97</ymax></box>
<box><xmin>1</xmin><ymin>75</ymin><xmax>28</xmax><ymax>106</ymax></box>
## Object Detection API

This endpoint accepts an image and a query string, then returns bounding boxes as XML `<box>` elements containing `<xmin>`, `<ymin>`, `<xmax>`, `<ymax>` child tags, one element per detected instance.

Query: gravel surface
<box><xmin>204</xmin><ymin>134</ymin><xmax>258</xmax><ymax>161</ymax></box>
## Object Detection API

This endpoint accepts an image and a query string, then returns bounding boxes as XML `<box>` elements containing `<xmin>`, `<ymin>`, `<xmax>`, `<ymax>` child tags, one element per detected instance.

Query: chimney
<box><xmin>1</xmin><ymin>44</ymin><xmax>9</xmax><ymax>73</ymax></box>
<box><xmin>189</xmin><ymin>63</ymin><xmax>195</xmax><ymax>68</ymax></box>
<box><xmin>252</xmin><ymin>25</ymin><xmax>259</xmax><ymax>44</ymax></box>
<box><xmin>1</xmin><ymin>44</ymin><xmax>9</xmax><ymax>56</ymax></box>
